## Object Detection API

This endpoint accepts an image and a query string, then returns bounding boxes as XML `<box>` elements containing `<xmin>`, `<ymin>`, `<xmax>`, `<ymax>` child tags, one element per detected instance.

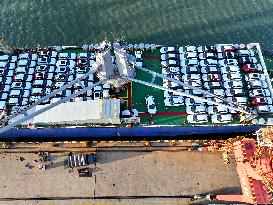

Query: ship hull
<box><xmin>0</xmin><ymin>125</ymin><xmax>263</xmax><ymax>141</ymax></box>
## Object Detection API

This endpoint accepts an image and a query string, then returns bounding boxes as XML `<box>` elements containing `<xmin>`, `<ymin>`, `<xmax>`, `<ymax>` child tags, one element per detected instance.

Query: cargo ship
<box><xmin>0</xmin><ymin>40</ymin><xmax>272</xmax><ymax>140</ymax></box>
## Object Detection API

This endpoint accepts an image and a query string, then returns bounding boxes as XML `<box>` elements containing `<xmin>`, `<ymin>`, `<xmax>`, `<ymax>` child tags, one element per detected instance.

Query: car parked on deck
<box><xmin>201</xmin><ymin>66</ymin><xmax>220</xmax><ymax>74</ymax></box>
<box><xmin>180</xmin><ymin>66</ymin><xmax>201</xmax><ymax>74</ymax></box>
<box><xmin>256</xmin><ymin>105</ymin><xmax>273</xmax><ymax>114</ymax></box>
<box><xmin>186</xmin><ymin>105</ymin><xmax>207</xmax><ymax>114</ymax></box>
<box><xmin>226</xmin><ymin>97</ymin><xmax>247</xmax><ymax>105</ymax></box>
<box><xmin>180</xmin><ymin>59</ymin><xmax>199</xmax><ymax>66</ymax></box>
<box><xmin>242</xmin><ymin>64</ymin><xmax>263</xmax><ymax>73</ymax></box>
<box><xmin>250</xmin><ymin>97</ymin><xmax>273</xmax><ymax>106</ymax></box>
<box><xmin>202</xmin><ymin>74</ymin><xmax>221</xmax><ymax>82</ymax></box>
<box><xmin>187</xmin><ymin>114</ymin><xmax>208</xmax><ymax>124</ymax></box>
<box><xmin>211</xmin><ymin>114</ymin><xmax>233</xmax><ymax>123</ymax></box>
<box><xmin>223</xmin><ymin>81</ymin><xmax>243</xmax><ymax>89</ymax></box>
<box><xmin>161</xmin><ymin>53</ymin><xmax>179</xmax><ymax>61</ymax></box>
<box><xmin>207</xmin><ymin>106</ymin><xmax>228</xmax><ymax>115</ymax></box>
<box><xmin>222</xmin><ymin>73</ymin><xmax>242</xmax><ymax>81</ymax></box>
<box><xmin>225</xmin><ymin>88</ymin><xmax>245</xmax><ymax>97</ymax></box>
<box><xmin>145</xmin><ymin>95</ymin><xmax>157</xmax><ymax>115</ymax></box>
<box><xmin>248</xmin><ymin>81</ymin><xmax>268</xmax><ymax>89</ymax></box>
<box><xmin>249</xmin><ymin>89</ymin><xmax>271</xmax><ymax>97</ymax></box>
<box><xmin>220</xmin><ymin>65</ymin><xmax>240</xmax><ymax>73</ymax></box>
<box><xmin>161</xmin><ymin>60</ymin><xmax>179</xmax><ymax>67</ymax></box>
<box><xmin>245</xmin><ymin>73</ymin><xmax>266</xmax><ymax>81</ymax></box>
<box><xmin>238</xmin><ymin>56</ymin><xmax>257</xmax><ymax>64</ymax></box>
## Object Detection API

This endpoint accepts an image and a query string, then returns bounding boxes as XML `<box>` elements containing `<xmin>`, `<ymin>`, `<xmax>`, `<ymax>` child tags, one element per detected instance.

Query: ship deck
<box><xmin>0</xmin><ymin>43</ymin><xmax>273</xmax><ymax>129</ymax></box>
<box><xmin>130</xmin><ymin>48</ymin><xmax>273</xmax><ymax>126</ymax></box>
<box><xmin>132</xmin><ymin>49</ymin><xmax>190</xmax><ymax>125</ymax></box>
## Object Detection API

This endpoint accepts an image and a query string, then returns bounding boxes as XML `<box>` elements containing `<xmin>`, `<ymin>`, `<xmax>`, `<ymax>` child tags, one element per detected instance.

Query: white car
<box><xmin>185</xmin><ymin>46</ymin><xmax>196</xmax><ymax>52</ymax></box>
<box><xmin>186</xmin><ymin>105</ymin><xmax>206</xmax><ymax>114</ymax></box>
<box><xmin>199</xmin><ymin>59</ymin><xmax>218</xmax><ymax>66</ymax></box>
<box><xmin>201</xmin><ymin>66</ymin><xmax>219</xmax><ymax>74</ymax></box>
<box><xmin>0</xmin><ymin>55</ymin><xmax>9</xmax><ymax>61</ymax></box>
<box><xmin>187</xmin><ymin>114</ymin><xmax>208</xmax><ymax>124</ymax></box>
<box><xmin>180</xmin><ymin>59</ymin><xmax>198</xmax><ymax>66</ymax></box>
<box><xmin>220</xmin><ymin>65</ymin><xmax>240</xmax><ymax>73</ymax></box>
<box><xmin>245</xmin><ymin>73</ymin><xmax>267</xmax><ymax>81</ymax></box>
<box><xmin>249</xmin><ymin>89</ymin><xmax>271</xmax><ymax>97</ymax></box>
<box><xmin>103</xmin><ymin>89</ymin><xmax>109</xmax><ymax>98</ymax></box>
<box><xmin>202</xmin><ymin>74</ymin><xmax>221</xmax><ymax>82</ymax></box>
<box><xmin>182</xmin><ymin>74</ymin><xmax>201</xmax><ymax>82</ymax></box>
<box><xmin>222</xmin><ymin>73</ymin><xmax>242</xmax><ymax>81</ymax></box>
<box><xmin>184</xmin><ymin>82</ymin><xmax>203</xmax><ymax>90</ymax></box>
<box><xmin>180</xmin><ymin>66</ymin><xmax>200</xmax><ymax>74</ymax></box>
<box><xmin>78</xmin><ymin>52</ymin><xmax>88</xmax><ymax>59</ymax></box>
<box><xmin>248</xmin><ymin>81</ymin><xmax>268</xmax><ymax>89</ymax></box>
<box><xmin>160</xmin><ymin>47</ymin><xmax>176</xmax><ymax>54</ymax></box>
<box><xmin>225</xmin><ymin>59</ymin><xmax>238</xmax><ymax>66</ymax></box>
<box><xmin>178</xmin><ymin>47</ymin><xmax>184</xmax><ymax>54</ymax></box>
<box><xmin>227</xmin><ymin>97</ymin><xmax>247</xmax><ymax>105</ymax></box>
<box><xmin>215</xmin><ymin>45</ymin><xmax>234</xmax><ymax>52</ymax></box>
<box><xmin>145</xmin><ymin>96</ymin><xmax>157</xmax><ymax>114</ymax></box>
<box><xmin>210</xmin><ymin>89</ymin><xmax>225</xmax><ymax>96</ymax></box>
<box><xmin>17</xmin><ymin>59</ymin><xmax>28</xmax><ymax>66</ymax></box>
<box><xmin>207</xmin><ymin>106</ymin><xmax>228</xmax><ymax>115</ymax></box>
<box><xmin>218</xmin><ymin>59</ymin><xmax>237</xmax><ymax>67</ymax></box>
<box><xmin>169</xmin><ymin>67</ymin><xmax>180</xmax><ymax>74</ymax></box>
<box><xmin>256</xmin><ymin>105</ymin><xmax>273</xmax><ymax>114</ymax></box>
<box><xmin>161</xmin><ymin>53</ymin><xmax>178</xmax><ymax>61</ymax></box>
<box><xmin>236</xmin><ymin>49</ymin><xmax>250</xmax><ymax>57</ymax></box>
<box><xmin>206</xmin><ymin>97</ymin><xmax>224</xmax><ymax>105</ymax></box>
<box><xmin>135</xmin><ymin>51</ymin><xmax>142</xmax><ymax>59</ymax></box>
<box><xmin>225</xmin><ymin>88</ymin><xmax>245</xmax><ymax>97</ymax></box>
<box><xmin>204</xmin><ymin>82</ymin><xmax>223</xmax><ymax>89</ymax></box>
<box><xmin>163</xmin><ymin>80</ymin><xmax>180</xmax><ymax>89</ymax></box>
<box><xmin>197</xmin><ymin>46</ymin><xmax>215</xmax><ymax>53</ymax></box>
<box><xmin>18</xmin><ymin>53</ymin><xmax>29</xmax><ymax>60</ymax></box>
<box><xmin>185</xmin><ymin>98</ymin><xmax>204</xmax><ymax>105</ymax></box>
<box><xmin>161</xmin><ymin>60</ymin><xmax>179</xmax><ymax>67</ymax></box>
<box><xmin>198</xmin><ymin>53</ymin><xmax>216</xmax><ymax>60</ymax></box>
<box><xmin>211</xmin><ymin>114</ymin><xmax>233</xmax><ymax>123</ymax></box>
<box><xmin>186</xmin><ymin>52</ymin><xmax>198</xmax><ymax>59</ymax></box>
<box><xmin>164</xmin><ymin>96</ymin><xmax>183</xmax><ymax>106</ymax></box>
<box><xmin>224</xmin><ymin>81</ymin><xmax>243</xmax><ymax>89</ymax></box>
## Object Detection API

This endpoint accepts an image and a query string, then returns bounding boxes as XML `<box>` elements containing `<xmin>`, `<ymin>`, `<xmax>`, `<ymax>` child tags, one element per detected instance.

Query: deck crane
<box><xmin>0</xmin><ymin>42</ymin><xmax>257</xmax><ymax>134</ymax></box>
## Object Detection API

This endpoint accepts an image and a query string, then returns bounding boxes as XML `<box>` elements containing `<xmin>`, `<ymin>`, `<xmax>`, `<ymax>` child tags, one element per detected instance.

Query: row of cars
<box><xmin>160</xmin><ymin>45</ymin><xmax>273</xmax><ymax>123</ymax></box>
<box><xmin>0</xmin><ymin>50</ymin><xmax>112</xmax><ymax>111</ymax></box>
<box><xmin>187</xmin><ymin>113</ymin><xmax>233</xmax><ymax>124</ymax></box>
<box><xmin>160</xmin><ymin>45</ymin><xmax>241</xmax><ymax>53</ymax></box>
<box><xmin>160</xmin><ymin>46</ymin><xmax>258</xmax><ymax>69</ymax></box>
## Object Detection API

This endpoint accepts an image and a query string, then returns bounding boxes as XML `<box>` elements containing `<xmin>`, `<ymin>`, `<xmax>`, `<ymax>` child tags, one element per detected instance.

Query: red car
<box><xmin>250</xmin><ymin>97</ymin><xmax>268</xmax><ymax>106</ymax></box>
<box><xmin>77</xmin><ymin>59</ymin><xmax>88</xmax><ymax>67</ymax></box>
<box><xmin>242</xmin><ymin>64</ymin><xmax>263</xmax><ymax>73</ymax></box>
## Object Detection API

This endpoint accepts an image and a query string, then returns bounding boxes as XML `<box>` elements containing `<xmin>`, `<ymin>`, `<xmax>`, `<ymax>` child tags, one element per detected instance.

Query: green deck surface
<box><xmin>132</xmin><ymin>49</ymin><xmax>188</xmax><ymax>125</ymax></box>
<box><xmin>131</xmin><ymin>48</ymin><xmax>273</xmax><ymax>126</ymax></box>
